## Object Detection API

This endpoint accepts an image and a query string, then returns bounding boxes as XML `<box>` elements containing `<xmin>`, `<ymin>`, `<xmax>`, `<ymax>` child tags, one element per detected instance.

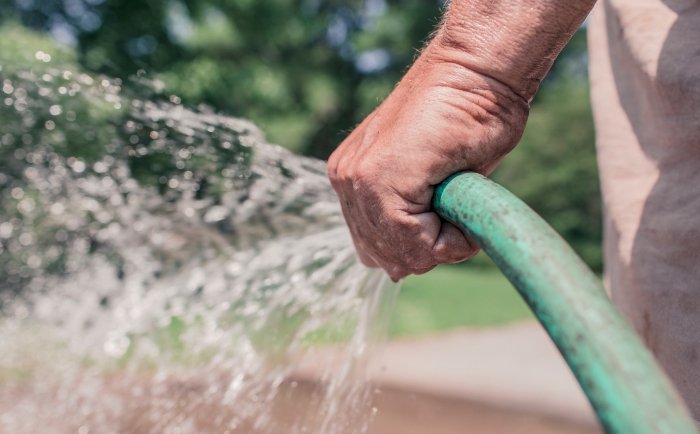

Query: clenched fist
<box><xmin>328</xmin><ymin>0</ymin><xmax>594</xmax><ymax>281</ymax></box>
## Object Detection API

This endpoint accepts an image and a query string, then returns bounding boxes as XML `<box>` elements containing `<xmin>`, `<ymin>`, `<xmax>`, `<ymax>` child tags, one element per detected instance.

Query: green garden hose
<box><xmin>433</xmin><ymin>172</ymin><xmax>698</xmax><ymax>434</ymax></box>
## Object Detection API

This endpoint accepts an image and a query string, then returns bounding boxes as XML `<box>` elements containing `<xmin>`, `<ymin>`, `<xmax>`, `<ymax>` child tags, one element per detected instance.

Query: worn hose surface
<box><xmin>433</xmin><ymin>172</ymin><xmax>698</xmax><ymax>434</ymax></box>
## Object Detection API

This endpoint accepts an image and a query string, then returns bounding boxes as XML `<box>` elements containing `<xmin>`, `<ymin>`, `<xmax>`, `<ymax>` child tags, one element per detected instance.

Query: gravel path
<box><xmin>368</xmin><ymin>322</ymin><xmax>601</xmax><ymax>431</ymax></box>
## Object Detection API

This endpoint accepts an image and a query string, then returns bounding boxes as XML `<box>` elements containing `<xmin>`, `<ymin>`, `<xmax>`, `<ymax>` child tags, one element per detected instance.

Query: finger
<box><xmin>385</xmin><ymin>263</ymin><xmax>435</xmax><ymax>281</ymax></box>
<box><xmin>411</xmin><ymin>264</ymin><xmax>437</xmax><ymax>276</ymax></box>
<box><xmin>340</xmin><ymin>195</ymin><xmax>381</xmax><ymax>270</ymax></box>
<box><xmin>353</xmin><ymin>239</ymin><xmax>380</xmax><ymax>268</ymax></box>
<box><xmin>432</xmin><ymin>220</ymin><xmax>480</xmax><ymax>264</ymax></box>
<box><xmin>394</xmin><ymin>211</ymin><xmax>443</xmax><ymax>271</ymax></box>
<box><xmin>354</xmin><ymin>244</ymin><xmax>417</xmax><ymax>282</ymax></box>
<box><xmin>385</xmin><ymin>262</ymin><xmax>412</xmax><ymax>282</ymax></box>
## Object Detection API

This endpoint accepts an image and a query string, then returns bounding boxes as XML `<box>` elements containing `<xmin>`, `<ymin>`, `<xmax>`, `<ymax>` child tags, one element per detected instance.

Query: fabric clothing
<box><xmin>588</xmin><ymin>0</ymin><xmax>700</xmax><ymax>422</ymax></box>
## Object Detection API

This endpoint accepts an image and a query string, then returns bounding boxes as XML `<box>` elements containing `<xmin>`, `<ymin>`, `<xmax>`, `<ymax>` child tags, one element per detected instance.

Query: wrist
<box><xmin>424</xmin><ymin>0</ymin><xmax>595</xmax><ymax>102</ymax></box>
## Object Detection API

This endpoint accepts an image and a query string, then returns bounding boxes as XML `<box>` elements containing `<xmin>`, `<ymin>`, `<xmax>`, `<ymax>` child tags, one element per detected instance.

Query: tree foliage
<box><xmin>1</xmin><ymin>0</ymin><xmax>446</xmax><ymax>156</ymax></box>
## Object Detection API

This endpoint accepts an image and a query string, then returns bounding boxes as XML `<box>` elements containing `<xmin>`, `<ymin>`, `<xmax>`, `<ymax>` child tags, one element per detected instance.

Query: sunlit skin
<box><xmin>328</xmin><ymin>0</ymin><xmax>597</xmax><ymax>281</ymax></box>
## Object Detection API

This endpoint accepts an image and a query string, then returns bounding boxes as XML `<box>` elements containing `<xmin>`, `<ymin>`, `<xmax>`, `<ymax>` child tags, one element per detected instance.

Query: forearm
<box><xmin>426</xmin><ymin>0</ymin><xmax>597</xmax><ymax>102</ymax></box>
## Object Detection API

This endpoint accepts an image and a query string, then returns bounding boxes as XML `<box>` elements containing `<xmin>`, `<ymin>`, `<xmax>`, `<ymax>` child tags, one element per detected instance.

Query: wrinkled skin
<box><xmin>328</xmin><ymin>45</ymin><xmax>529</xmax><ymax>280</ymax></box>
<box><xmin>328</xmin><ymin>0</ymin><xmax>596</xmax><ymax>281</ymax></box>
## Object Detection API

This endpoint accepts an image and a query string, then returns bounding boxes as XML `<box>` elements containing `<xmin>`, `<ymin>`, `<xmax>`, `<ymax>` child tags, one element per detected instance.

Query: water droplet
<box><xmin>51</xmin><ymin>203</ymin><xmax>65</xmax><ymax>215</ymax></box>
<box><xmin>27</xmin><ymin>255</ymin><xmax>41</xmax><ymax>269</ymax></box>
<box><xmin>55</xmin><ymin>229</ymin><xmax>68</xmax><ymax>242</ymax></box>
<box><xmin>18</xmin><ymin>232</ymin><xmax>33</xmax><ymax>246</ymax></box>
<box><xmin>11</xmin><ymin>187</ymin><xmax>24</xmax><ymax>199</ymax></box>
<box><xmin>15</xmin><ymin>306</ymin><xmax>29</xmax><ymax>319</ymax></box>
<box><xmin>72</xmin><ymin>161</ymin><xmax>85</xmax><ymax>173</ymax></box>
<box><xmin>0</xmin><ymin>222</ymin><xmax>13</xmax><ymax>238</ymax></box>
<box><xmin>18</xmin><ymin>198</ymin><xmax>36</xmax><ymax>214</ymax></box>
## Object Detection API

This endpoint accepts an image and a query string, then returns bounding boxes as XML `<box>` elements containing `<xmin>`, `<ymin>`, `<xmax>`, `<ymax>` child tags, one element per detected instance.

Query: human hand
<box><xmin>328</xmin><ymin>43</ymin><xmax>529</xmax><ymax>281</ymax></box>
<box><xmin>328</xmin><ymin>0</ymin><xmax>593</xmax><ymax>281</ymax></box>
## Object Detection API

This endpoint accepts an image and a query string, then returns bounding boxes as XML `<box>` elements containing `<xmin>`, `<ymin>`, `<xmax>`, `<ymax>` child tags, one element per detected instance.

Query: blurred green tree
<box><xmin>0</xmin><ymin>0</ymin><xmax>446</xmax><ymax>156</ymax></box>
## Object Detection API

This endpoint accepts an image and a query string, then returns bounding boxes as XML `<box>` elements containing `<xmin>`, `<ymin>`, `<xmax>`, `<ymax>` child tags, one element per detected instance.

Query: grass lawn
<box><xmin>389</xmin><ymin>261</ymin><xmax>535</xmax><ymax>338</ymax></box>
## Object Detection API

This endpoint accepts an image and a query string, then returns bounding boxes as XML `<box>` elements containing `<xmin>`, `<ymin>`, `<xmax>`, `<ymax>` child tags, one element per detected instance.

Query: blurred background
<box><xmin>0</xmin><ymin>1</ymin><xmax>602</xmax><ymax>432</ymax></box>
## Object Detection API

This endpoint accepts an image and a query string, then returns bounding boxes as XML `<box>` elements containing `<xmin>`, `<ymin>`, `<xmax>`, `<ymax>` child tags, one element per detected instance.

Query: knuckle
<box><xmin>402</xmin><ymin>247</ymin><xmax>435</xmax><ymax>271</ymax></box>
<box><xmin>327</xmin><ymin>161</ymin><xmax>338</xmax><ymax>184</ymax></box>
<box><xmin>351</xmin><ymin>159</ymin><xmax>379</xmax><ymax>189</ymax></box>
<box><xmin>437</xmin><ymin>243</ymin><xmax>480</xmax><ymax>264</ymax></box>
<box><xmin>331</xmin><ymin>165</ymin><xmax>353</xmax><ymax>193</ymax></box>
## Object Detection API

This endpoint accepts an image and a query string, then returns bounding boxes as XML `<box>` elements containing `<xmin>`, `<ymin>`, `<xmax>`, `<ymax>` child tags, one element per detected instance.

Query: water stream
<box><xmin>0</xmin><ymin>50</ymin><xmax>399</xmax><ymax>434</ymax></box>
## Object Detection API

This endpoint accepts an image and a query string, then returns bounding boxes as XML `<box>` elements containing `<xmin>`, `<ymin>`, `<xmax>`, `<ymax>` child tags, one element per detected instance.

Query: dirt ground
<box><xmin>0</xmin><ymin>375</ymin><xmax>601</xmax><ymax>434</ymax></box>
<box><xmin>370</xmin><ymin>386</ymin><xmax>601</xmax><ymax>434</ymax></box>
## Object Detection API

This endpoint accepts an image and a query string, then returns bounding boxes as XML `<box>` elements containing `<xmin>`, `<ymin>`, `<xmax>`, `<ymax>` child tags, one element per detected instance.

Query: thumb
<box><xmin>432</xmin><ymin>220</ymin><xmax>480</xmax><ymax>264</ymax></box>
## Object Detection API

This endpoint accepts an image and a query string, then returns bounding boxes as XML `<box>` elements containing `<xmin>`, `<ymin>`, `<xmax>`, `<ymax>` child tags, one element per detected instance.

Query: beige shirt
<box><xmin>588</xmin><ymin>0</ymin><xmax>700</xmax><ymax>422</ymax></box>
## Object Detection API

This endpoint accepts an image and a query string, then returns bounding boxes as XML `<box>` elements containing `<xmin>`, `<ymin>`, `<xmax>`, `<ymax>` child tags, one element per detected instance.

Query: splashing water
<box><xmin>0</xmin><ymin>41</ymin><xmax>399</xmax><ymax>433</ymax></box>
